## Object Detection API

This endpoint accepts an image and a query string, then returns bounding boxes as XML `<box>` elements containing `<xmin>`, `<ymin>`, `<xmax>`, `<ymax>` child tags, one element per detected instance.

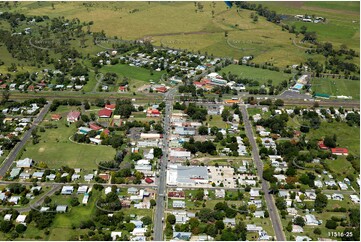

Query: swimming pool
<box><xmin>293</xmin><ymin>83</ymin><xmax>304</xmax><ymax>89</ymax></box>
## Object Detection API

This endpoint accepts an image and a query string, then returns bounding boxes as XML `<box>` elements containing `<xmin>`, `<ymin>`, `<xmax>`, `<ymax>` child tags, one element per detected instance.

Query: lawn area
<box><xmin>100</xmin><ymin>64</ymin><xmax>166</xmax><ymax>83</ymax></box>
<box><xmin>306</xmin><ymin>122</ymin><xmax>360</xmax><ymax>156</ymax></box>
<box><xmin>220</xmin><ymin>64</ymin><xmax>293</xmax><ymax>86</ymax></box>
<box><xmin>21</xmin><ymin>107</ymin><xmax>116</xmax><ymax>170</ymax></box>
<box><xmin>324</xmin><ymin>157</ymin><xmax>356</xmax><ymax>180</ymax></box>
<box><xmin>311</xmin><ymin>77</ymin><xmax>360</xmax><ymax>100</ymax></box>
<box><xmin>207</xmin><ymin>115</ymin><xmax>227</xmax><ymax>129</ymax></box>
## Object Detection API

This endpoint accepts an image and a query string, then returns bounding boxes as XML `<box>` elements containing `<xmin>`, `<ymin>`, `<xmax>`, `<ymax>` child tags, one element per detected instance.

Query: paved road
<box><xmin>240</xmin><ymin>105</ymin><xmax>286</xmax><ymax>241</ymax></box>
<box><xmin>0</xmin><ymin>184</ymin><xmax>61</xmax><ymax>213</ymax></box>
<box><xmin>154</xmin><ymin>88</ymin><xmax>175</xmax><ymax>241</ymax></box>
<box><xmin>0</xmin><ymin>102</ymin><xmax>52</xmax><ymax>177</ymax></box>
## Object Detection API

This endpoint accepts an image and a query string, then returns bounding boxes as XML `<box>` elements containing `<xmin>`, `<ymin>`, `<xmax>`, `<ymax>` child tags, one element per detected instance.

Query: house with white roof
<box><xmin>16</xmin><ymin>215</ymin><xmax>27</xmax><ymax>223</ymax></box>
<box><xmin>111</xmin><ymin>232</ymin><xmax>122</xmax><ymax>241</ymax></box>
<box><xmin>304</xmin><ymin>214</ymin><xmax>320</xmax><ymax>226</ymax></box>
<box><xmin>349</xmin><ymin>194</ymin><xmax>359</xmax><ymax>203</ymax></box>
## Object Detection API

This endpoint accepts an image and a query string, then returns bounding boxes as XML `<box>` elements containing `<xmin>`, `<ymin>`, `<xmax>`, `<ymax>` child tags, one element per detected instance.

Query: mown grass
<box><xmin>311</xmin><ymin>77</ymin><xmax>360</xmax><ymax>100</ymax></box>
<box><xmin>21</xmin><ymin>106</ymin><xmax>116</xmax><ymax>170</ymax></box>
<box><xmin>221</xmin><ymin>64</ymin><xmax>293</xmax><ymax>86</ymax></box>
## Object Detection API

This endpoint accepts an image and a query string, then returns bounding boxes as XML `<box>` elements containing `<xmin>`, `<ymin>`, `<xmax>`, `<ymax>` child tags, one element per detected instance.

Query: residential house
<box><xmin>215</xmin><ymin>189</ymin><xmax>225</xmax><ymax>198</ymax></box>
<box><xmin>98</xmin><ymin>109</ymin><xmax>112</xmax><ymax>118</ymax></box>
<box><xmin>350</xmin><ymin>195</ymin><xmax>360</xmax><ymax>204</ymax></box>
<box><xmin>4</xmin><ymin>214</ymin><xmax>12</xmax><ymax>221</ymax></box>
<box><xmin>223</xmin><ymin>218</ymin><xmax>236</xmax><ymax>227</ymax></box>
<box><xmin>292</xmin><ymin>225</ymin><xmax>304</xmax><ymax>233</ymax></box>
<box><xmin>56</xmin><ymin>205</ymin><xmax>68</xmax><ymax>213</ymax></box>
<box><xmin>61</xmin><ymin>186</ymin><xmax>74</xmax><ymax>195</ymax></box>
<box><xmin>254</xmin><ymin>211</ymin><xmax>265</xmax><ymax>218</ymax></box>
<box><xmin>173</xmin><ymin>200</ymin><xmax>186</xmax><ymax>208</ymax></box>
<box><xmin>331</xmin><ymin>148</ymin><xmax>348</xmax><ymax>156</ymax></box>
<box><xmin>332</xmin><ymin>193</ymin><xmax>344</xmax><ymax>201</ymax></box>
<box><xmin>111</xmin><ymin>232</ymin><xmax>122</xmax><ymax>241</ymax></box>
<box><xmin>16</xmin><ymin>158</ymin><xmax>33</xmax><ymax>168</ymax></box>
<box><xmin>67</xmin><ymin>111</ymin><xmax>80</xmax><ymax>123</ymax></box>
<box><xmin>16</xmin><ymin>215</ymin><xmax>27</xmax><ymax>224</ymax></box>
<box><xmin>304</xmin><ymin>214</ymin><xmax>320</xmax><ymax>226</ymax></box>
<box><xmin>173</xmin><ymin>232</ymin><xmax>192</xmax><ymax>241</ymax></box>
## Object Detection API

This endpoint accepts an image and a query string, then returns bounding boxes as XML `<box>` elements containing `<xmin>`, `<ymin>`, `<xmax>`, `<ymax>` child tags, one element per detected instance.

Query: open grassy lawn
<box><xmin>221</xmin><ymin>64</ymin><xmax>293</xmax><ymax>86</ymax></box>
<box><xmin>9</xmin><ymin>1</ymin><xmax>356</xmax><ymax>68</ymax></box>
<box><xmin>100</xmin><ymin>64</ymin><xmax>166</xmax><ymax>83</ymax></box>
<box><xmin>258</xmin><ymin>1</ymin><xmax>360</xmax><ymax>51</ymax></box>
<box><xmin>207</xmin><ymin>115</ymin><xmax>227</xmax><ymax>129</ymax></box>
<box><xmin>324</xmin><ymin>157</ymin><xmax>356</xmax><ymax>180</ymax></box>
<box><xmin>21</xmin><ymin>107</ymin><xmax>116</xmax><ymax>170</ymax></box>
<box><xmin>306</xmin><ymin>122</ymin><xmax>360</xmax><ymax>156</ymax></box>
<box><xmin>311</xmin><ymin>77</ymin><xmax>360</xmax><ymax>100</ymax></box>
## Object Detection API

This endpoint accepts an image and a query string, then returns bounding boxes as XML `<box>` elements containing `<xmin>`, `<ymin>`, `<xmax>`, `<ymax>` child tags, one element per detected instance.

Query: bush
<box><xmin>15</xmin><ymin>224</ymin><xmax>27</xmax><ymax>233</ymax></box>
<box><xmin>325</xmin><ymin>220</ymin><xmax>338</xmax><ymax>229</ymax></box>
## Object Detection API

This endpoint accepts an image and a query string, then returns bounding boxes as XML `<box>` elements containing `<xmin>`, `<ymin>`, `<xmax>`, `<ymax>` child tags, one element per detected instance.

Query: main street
<box><xmin>154</xmin><ymin>88</ymin><xmax>176</xmax><ymax>241</ymax></box>
<box><xmin>0</xmin><ymin>102</ymin><xmax>51</xmax><ymax>177</ymax></box>
<box><xmin>240</xmin><ymin>105</ymin><xmax>286</xmax><ymax>241</ymax></box>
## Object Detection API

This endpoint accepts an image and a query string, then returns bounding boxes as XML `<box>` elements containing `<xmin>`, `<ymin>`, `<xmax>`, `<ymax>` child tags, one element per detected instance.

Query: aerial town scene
<box><xmin>0</xmin><ymin>1</ymin><xmax>359</xmax><ymax>241</ymax></box>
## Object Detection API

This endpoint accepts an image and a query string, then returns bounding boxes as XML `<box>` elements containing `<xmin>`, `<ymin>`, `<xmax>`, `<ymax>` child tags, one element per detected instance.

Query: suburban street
<box><xmin>0</xmin><ymin>102</ymin><xmax>52</xmax><ymax>177</ymax></box>
<box><xmin>154</xmin><ymin>88</ymin><xmax>175</xmax><ymax>241</ymax></box>
<box><xmin>240</xmin><ymin>105</ymin><xmax>286</xmax><ymax>241</ymax></box>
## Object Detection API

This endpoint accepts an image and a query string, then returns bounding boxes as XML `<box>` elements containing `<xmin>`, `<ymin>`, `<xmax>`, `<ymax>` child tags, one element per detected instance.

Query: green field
<box><xmin>258</xmin><ymin>1</ymin><xmax>360</xmax><ymax>51</ymax></box>
<box><xmin>306</xmin><ymin>121</ymin><xmax>360</xmax><ymax>156</ymax></box>
<box><xmin>6</xmin><ymin>1</ymin><xmax>358</xmax><ymax>68</ymax></box>
<box><xmin>311</xmin><ymin>77</ymin><xmax>360</xmax><ymax>100</ymax></box>
<box><xmin>21</xmin><ymin>107</ymin><xmax>116</xmax><ymax>170</ymax></box>
<box><xmin>221</xmin><ymin>64</ymin><xmax>293</xmax><ymax>86</ymax></box>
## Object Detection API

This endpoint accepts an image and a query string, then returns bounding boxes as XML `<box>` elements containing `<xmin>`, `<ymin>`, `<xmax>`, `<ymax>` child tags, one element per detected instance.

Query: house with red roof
<box><xmin>89</xmin><ymin>123</ymin><xmax>102</xmax><ymax>131</ymax></box>
<box><xmin>51</xmin><ymin>114</ymin><xmax>62</xmax><ymax>121</ymax></box>
<box><xmin>318</xmin><ymin>140</ymin><xmax>329</xmax><ymax>150</ymax></box>
<box><xmin>146</xmin><ymin>109</ymin><xmax>161</xmax><ymax>117</ymax></box>
<box><xmin>105</xmin><ymin>104</ymin><xmax>116</xmax><ymax>111</ymax></box>
<box><xmin>168</xmin><ymin>191</ymin><xmax>185</xmax><ymax>199</ymax></box>
<box><xmin>28</xmin><ymin>85</ymin><xmax>35</xmax><ymax>91</ymax></box>
<box><xmin>145</xmin><ymin>177</ymin><xmax>154</xmax><ymax>184</ymax></box>
<box><xmin>98</xmin><ymin>109</ymin><xmax>112</xmax><ymax>118</ymax></box>
<box><xmin>331</xmin><ymin>148</ymin><xmax>349</xmax><ymax>156</ymax></box>
<box><xmin>67</xmin><ymin>111</ymin><xmax>81</xmax><ymax>123</ymax></box>
<box><xmin>155</xmin><ymin>86</ymin><xmax>167</xmax><ymax>93</ymax></box>
<box><xmin>118</xmin><ymin>86</ymin><xmax>127</xmax><ymax>93</ymax></box>
<box><xmin>0</xmin><ymin>84</ymin><xmax>7</xmax><ymax>89</ymax></box>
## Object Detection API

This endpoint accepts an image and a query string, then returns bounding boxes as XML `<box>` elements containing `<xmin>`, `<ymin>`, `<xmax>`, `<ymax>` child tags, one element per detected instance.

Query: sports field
<box><xmin>221</xmin><ymin>64</ymin><xmax>293</xmax><ymax>86</ymax></box>
<box><xmin>311</xmin><ymin>77</ymin><xmax>360</xmax><ymax>99</ymax></box>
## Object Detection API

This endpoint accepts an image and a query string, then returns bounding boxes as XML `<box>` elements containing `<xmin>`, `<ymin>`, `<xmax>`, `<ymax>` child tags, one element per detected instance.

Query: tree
<box><xmin>198</xmin><ymin>126</ymin><xmax>208</xmax><ymax>135</ymax></box>
<box><xmin>195</xmin><ymin>189</ymin><xmax>205</xmax><ymax>201</ymax></box>
<box><xmin>215</xmin><ymin>220</ymin><xmax>225</xmax><ymax>231</ymax></box>
<box><xmin>314</xmin><ymin>193</ymin><xmax>328</xmax><ymax>212</ymax></box>
<box><xmin>15</xmin><ymin>224</ymin><xmax>27</xmax><ymax>233</ymax></box>
<box><xmin>1</xmin><ymin>90</ymin><xmax>10</xmax><ymax>104</ymax></box>
<box><xmin>274</xmin><ymin>99</ymin><xmax>284</xmax><ymax>106</ymax></box>
<box><xmin>167</xmin><ymin>214</ymin><xmax>176</xmax><ymax>225</ymax></box>
<box><xmin>141</xmin><ymin>216</ymin><xmax>152</xmax><ymax>225</ymax></box>
<box><xmin>313</xmin><ymin>228</ymin><xmax>321</xmax><ymax>235</ymax></box>
<box><xmin>154</xmin><ymin>148</ymin><xmax>163</xmax><ymax>158</ymax></box>
<box><xmin>294</xmin><ymin>216</ymin><xmax>306</xmax><ymax>227</ymax></box>
<box><xmin>324</xmin><ymin>135</ymin><xmax>336</xmax><ymax>148</ymax></box>
<box><xmin>44</xmin><ymin>196</ymin><xmax>52</xmax><ymax>204</ymax></box>
<box><xmin>325</xmin><ymin>220</ymin><xmax>337</xmax><ymax>229</ymax></box>
<box><xmin>206</xmin><ymin>224</ymin><xmax>217</xmax><ymax>237</ymax></box>
<box><xmin>150</xmin><ymin>199</ymin><xmax>156</xmax><ymax>207</ymax></box>
<box><xmin>70</xmin><ymin>197</ymin><xmax>80</xmax><ymax>207</ymax></box>
<box><xmin>0</xmin><ymin>220</ymin><xmax>13</xmax><ymax>233</ymax></box>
